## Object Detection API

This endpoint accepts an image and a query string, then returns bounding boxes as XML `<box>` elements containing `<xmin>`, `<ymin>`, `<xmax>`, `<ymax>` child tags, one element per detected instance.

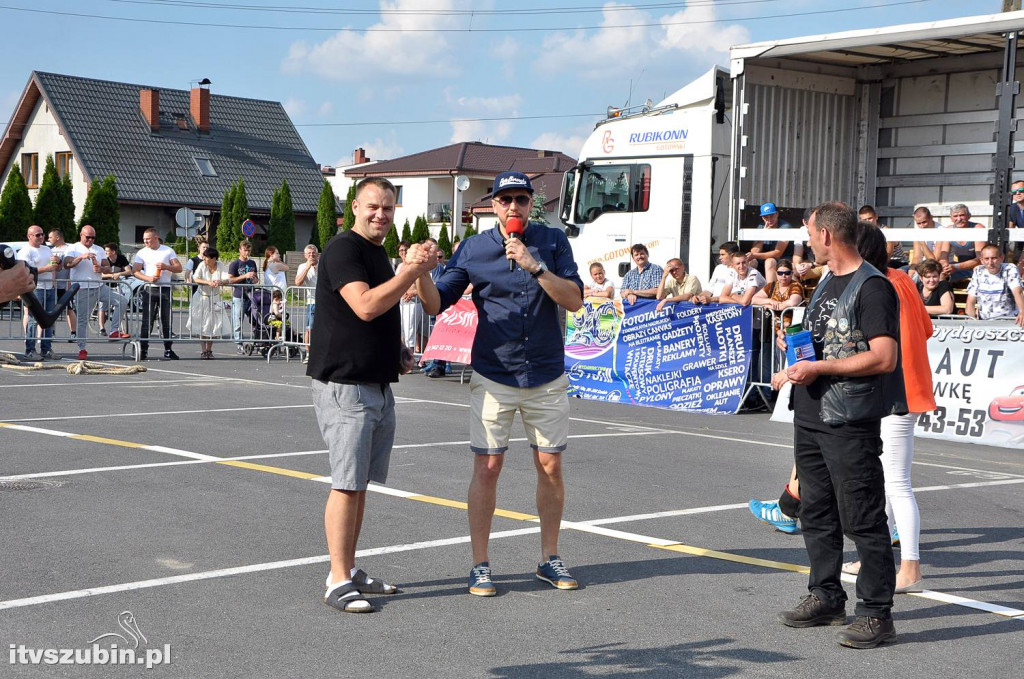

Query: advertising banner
<box><xmin>421</xmin><ymin>297</ymin><xmax>477</xmax><ymax>364</ymax></box>
<box><xmin>772</xmin><ymin>320</ymin><xmax>1024</xmax><ymax>449</ymax></box>
<box><xmin>564</xmin><ymin>297</ymin><xmax>753</xmax><ymax>413</ymax></box>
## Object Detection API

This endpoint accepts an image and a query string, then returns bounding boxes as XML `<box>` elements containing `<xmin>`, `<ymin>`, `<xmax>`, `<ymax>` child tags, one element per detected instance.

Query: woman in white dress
<box><xmin>262</xmin><ymin>245</ymin><xmax>289</xmax><ymax>293</ymax></box>
<box><xmin>187</xmin><ymin>247</ymin><xmax>232</xmax><ymax>359</ymax></box>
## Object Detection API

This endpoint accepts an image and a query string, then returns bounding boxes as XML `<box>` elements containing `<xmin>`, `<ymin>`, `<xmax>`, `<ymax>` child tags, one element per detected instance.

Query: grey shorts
<box><xmin>311</xmin><ymin>379</ymin><xmax>396</xmax><ymax>491</ymax></box>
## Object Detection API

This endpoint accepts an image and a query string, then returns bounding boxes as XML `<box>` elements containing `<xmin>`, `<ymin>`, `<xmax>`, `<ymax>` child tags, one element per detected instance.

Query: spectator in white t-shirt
<box><xmin>262</xmin><ymin>245</ymin><xmax>289</xmax><ymax>292</ymax></box>
<box><xmin>64</xmin><ymin>225</ymin><xmax>130</xmax><ymax>360</ymax></box>
<box><xmin>132</xmin><ymin>228</ymin><xmax>183</xmax><ymax>360</ymax></box>
<box><xmin>967</xmin><ymin>244</ymin><xmax>1024</xmax><ymax>327</ymax></box>
<box><xmin>47</xmin><ymin>228</ymin><xmax>76</xmax><ymax>340</ymax></box>
<box><xmin>16</xmin><ymin>225</ymin><xmax>60</xmax><ymax>359</ymax></box>
<box><xmin>295</xmin><ymin>243</ymin><xmax>319</xmax><ymax>362</ymax></box>
<box><xmin>694</xmin><ymin>241</ymin><xmax>741</xmax><ymax>304</ymax></box>
<box><xmin>719</xmin><ymin>252</ymin><xmax>767</xmax><ymax>307</ymax></box>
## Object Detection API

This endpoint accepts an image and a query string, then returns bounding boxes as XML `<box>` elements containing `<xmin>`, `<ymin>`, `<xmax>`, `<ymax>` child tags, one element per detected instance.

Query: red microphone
<box><xmin>506</xmin><ymin>216</ymin><xmax>524</xmax><ymax>272</ymax></box>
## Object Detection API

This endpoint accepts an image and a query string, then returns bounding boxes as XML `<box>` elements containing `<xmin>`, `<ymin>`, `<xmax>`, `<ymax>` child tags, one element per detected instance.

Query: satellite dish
<box><xmin>455</xmin><ymin>175</ymin><xmax>470</xmax><ymax>192</ymax></box>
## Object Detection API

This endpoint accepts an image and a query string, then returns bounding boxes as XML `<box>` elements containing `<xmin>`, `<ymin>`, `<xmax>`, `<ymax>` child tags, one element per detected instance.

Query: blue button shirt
<box><xmin>435</xmin><ymin>223</ymin><xmax>583</xmax><ymax>388</ymax></box>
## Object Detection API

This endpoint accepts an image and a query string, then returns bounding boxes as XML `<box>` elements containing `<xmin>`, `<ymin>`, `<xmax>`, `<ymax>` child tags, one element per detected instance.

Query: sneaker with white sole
<box><xmin>469</xmin><ymin>562</ymin><xmax>497</xmax><ymax>597</ymax></box>
<box><xmin>24</xmin><ymin>349</ymin><xmax>39</xmax><ymax>361</ymax></box>
<box><xmin>749</xmin><ymin>499</ymin><xmax>799</xmax><ymax>534</ymax></box>
<box><xmin>536</xmin><ymin>555</ymin><xmax>578</xmax><ymax>590</ymax></box>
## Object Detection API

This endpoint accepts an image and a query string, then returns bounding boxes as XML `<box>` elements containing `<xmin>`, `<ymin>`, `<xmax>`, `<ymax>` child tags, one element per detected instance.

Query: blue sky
<box><xmin>0</xmin><ymin>0</ymin><xmax>996</xmax><ymax>167</ymax></box>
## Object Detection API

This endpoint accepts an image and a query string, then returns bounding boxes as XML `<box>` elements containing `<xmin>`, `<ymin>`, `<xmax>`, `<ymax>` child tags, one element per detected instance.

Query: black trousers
<box><xmin>794</xmin><ymin>424</ymin><xmax>895</xmax><ymax>619</ymax></box>
<box><xmin>140</xmin><ymin>287</ymin><xmax>173</xmax><ymax>351</ymax></box>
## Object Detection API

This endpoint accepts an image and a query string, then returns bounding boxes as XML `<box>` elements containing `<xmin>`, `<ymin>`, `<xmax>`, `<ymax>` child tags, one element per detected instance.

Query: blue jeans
<box><xmin>231</xmin><ymin>296</ymin><xmax>245</xmax><ymax>343</ymax></box>
<box><xmin>26</xmin><ymin>287</ymin><xmax>56</xmax><ymax>353</ymax></box>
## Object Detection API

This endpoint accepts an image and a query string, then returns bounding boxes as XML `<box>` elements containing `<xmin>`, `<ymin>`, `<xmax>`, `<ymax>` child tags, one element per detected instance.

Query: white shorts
<box><xmin>469</xmin><ymin>373</ymin><xmax>570</xmax><ymax>455</ymax></box>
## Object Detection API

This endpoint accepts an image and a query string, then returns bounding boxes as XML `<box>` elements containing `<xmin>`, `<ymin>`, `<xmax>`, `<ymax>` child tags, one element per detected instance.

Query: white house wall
<box><xmin>0</xmin><ymin>95</ymin><xmax>90</xmax><ymax>225</ymax></box>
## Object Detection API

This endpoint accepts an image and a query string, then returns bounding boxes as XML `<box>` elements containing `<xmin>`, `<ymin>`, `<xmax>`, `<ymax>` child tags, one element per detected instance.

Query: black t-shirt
<box><xmin>793</xmin><ymin>270</ymin><xmax>899</xmax><ymax>436</ymax></box>
<box><xmin>919</xmin><ymin>279</ymin><xmax>953</xmax><ymax>312</ymax></box>
<box><xmin>306</xmin><ymin>229</ymin><xmax>400</xmax><ymax>385</ymax></box>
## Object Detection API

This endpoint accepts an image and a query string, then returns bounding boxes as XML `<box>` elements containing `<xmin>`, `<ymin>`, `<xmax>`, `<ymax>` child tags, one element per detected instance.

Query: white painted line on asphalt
<box><xmin>0</xmin><ymin>404</ymin><xmax>315</xmax><ymax>423</ymax></box>
<box><xmin>0</xmin><ymin>527</ymin><xmax>541</xmax><ymax>612</ymax></box>
<box><xmin>911</xmin><ymin>461</ymin><xmax>1024</xmax><ymax>479</ymax></box>
<box><xmin>0</xmin><ymin>378</ymin><xmax>210</xmax><ymax>389</ymax></box>
<box><xmin>583</xmin><ymin>504</ymin><xmax>750</xmax><ymax>525</ymax></box>
<box><xmin>914</xmin><ymin>479</ymin><xmax>1024</xmax><ymax>492</ymax></box>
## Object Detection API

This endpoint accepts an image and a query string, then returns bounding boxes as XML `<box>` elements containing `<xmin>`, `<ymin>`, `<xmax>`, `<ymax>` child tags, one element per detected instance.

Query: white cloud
<box><xmin>659</xmin><ymin>3</ymin><xmax>750</xmax><ymax>55</ymax></box>
<box><xmin>282</xmin><ymin>97</ymin><xmax>306</xmax><ymax>118</ymax></box>
<box><xmin>448</xmin><ymin>94</ymin><xmax>522</xmax><ymax>144</ymax></box>
<box><xmin>539</xmin><ymin>1</ymin><xmax>749</xmax><ymax>78</ymax></box>
<box><xmin>531</xmin><ymin>131</ymin><xmax>589</xmax><ymax>157</ymax></box>
<box><xmin>336</xmin><ymin>132</ymin><xmax>404</xmax><ymax>165</ymax></box>
<box><xmin>317</xmin><ymin>101</ymin><xmax>334</xmax><ymax>117</ymax></box>
<box><xmin>282</xmin><ymin>0</ymin><xmax>461</xmax><ymax>81</ymax></box>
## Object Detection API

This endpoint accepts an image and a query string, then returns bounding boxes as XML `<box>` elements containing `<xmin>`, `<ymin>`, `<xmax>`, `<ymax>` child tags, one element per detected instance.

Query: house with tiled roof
<box><xmin>342</xmin><ymin>141</ymin><xmax>575</xmax><ymax>238</ymax></box>
<box><xmin>0</xmin><ymin>71</ymin><xmax>325</xmax><ymax>246</ymax></box>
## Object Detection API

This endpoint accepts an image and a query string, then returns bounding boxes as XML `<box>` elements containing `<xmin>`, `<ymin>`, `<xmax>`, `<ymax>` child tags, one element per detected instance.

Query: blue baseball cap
<box><xmin>492</xmin><ymin>171</ymin><xmax>534</xmax><ymax>196</ymax></box>
<box><xmin>760</xmin><ymin>202</ymin><xmax>778</xmax><ymax>217</ymax></box>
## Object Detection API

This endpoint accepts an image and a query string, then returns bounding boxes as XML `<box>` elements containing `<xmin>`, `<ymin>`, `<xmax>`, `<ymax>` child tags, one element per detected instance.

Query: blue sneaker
<box><xmin>536</xmin><ymin>555</ymin><xmax>578</xmax><ymax>590</ymax></box>
<box><xmin>749</xmin><ymin>499</ymin><xmax>798</xmax><ymax>534</ymax></box>
<box><xmin>891</xmin><ymin>526</ymin><xmax>900</xmax><ymax>547</ymax></box>
<box><xmin>469</xmin><ymin>562</ymin><xmax>496</xmax><ymax>597</ymax></box>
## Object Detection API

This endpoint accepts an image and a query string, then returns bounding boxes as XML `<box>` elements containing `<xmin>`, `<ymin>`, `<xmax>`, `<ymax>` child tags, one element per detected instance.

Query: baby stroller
<box><xmin>240</xmin><ymin>287</ymin><xmax>277</xmax><ymax>357</ymax></box>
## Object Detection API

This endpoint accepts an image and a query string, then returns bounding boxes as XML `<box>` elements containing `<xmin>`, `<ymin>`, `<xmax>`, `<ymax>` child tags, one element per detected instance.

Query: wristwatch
<box><xmin>531</xmin><ymin>261</ymin><xmax>548</xmax><ymax>278</ymax></box>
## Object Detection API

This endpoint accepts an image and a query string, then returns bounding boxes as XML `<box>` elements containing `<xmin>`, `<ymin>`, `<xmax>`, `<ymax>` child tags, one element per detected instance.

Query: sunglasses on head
<box><xmin>495</xmin><ymin>194</ymin><xmax>531</xmax><ymax>207</ymax></box>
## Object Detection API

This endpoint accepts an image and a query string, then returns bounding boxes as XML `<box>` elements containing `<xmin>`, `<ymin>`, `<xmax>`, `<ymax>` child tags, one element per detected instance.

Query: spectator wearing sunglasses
<box><xmin>1007</xmin><ymin>181</ymin><xmax>1024</xmax><ymax>266</ymax></box>
<box><xmin>752</xmin><ymin>258</ymin><xmax>805</xmax><ymax>312</ymax></box>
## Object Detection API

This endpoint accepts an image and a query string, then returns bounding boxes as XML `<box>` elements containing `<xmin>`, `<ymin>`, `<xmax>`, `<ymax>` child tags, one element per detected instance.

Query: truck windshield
<box><xmin>573</xmin><ymin>164</ymin><xmax>650</xmax><ymax>224</ymax></box>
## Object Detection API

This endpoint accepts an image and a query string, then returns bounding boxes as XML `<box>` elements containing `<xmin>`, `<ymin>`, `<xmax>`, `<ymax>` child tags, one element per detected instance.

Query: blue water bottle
<box><xmin>785</xmin><ymin>324</ymin><xmax>816</xmax><ymax>364</ymax></box>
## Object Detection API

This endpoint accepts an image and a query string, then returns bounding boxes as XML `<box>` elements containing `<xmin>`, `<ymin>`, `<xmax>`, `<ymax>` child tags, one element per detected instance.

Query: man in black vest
<box><xmin>771</xmin><ymin>202</ymin><xmax>901</xmax><ymax>649</ymax></box>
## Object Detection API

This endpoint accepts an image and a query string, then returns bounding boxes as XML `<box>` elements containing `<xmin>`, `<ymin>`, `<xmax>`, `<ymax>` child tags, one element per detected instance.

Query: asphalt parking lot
<box><xmin>1</xmin><ymin>345</ymin><xmax>1021</xmax><ymax>678</ymax></box>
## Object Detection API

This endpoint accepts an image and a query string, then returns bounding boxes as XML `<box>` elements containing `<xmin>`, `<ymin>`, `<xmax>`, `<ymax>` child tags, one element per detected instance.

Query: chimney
<box><xmin>353</xmin><ymin>147</ymin><xmax>369</xmax><ymax>164</ymax></box>
<box><xmin>537</xmin><ymin>150</ymin><xmax>552</xmax><ymax>158</ymax></box>
<box><xmin>140</xmin><ymin>88</ymin><xmax>159</xmax><ymax>132</ymax></box>
<box><xmin>190</xmin><ymin>86</ymin><xmax>210</xmax><ymax>133</ymax></box>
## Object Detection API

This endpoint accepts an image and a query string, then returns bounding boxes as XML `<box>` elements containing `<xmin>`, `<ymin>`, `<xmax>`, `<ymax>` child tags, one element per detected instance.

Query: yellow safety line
<box><xmin>652</xmin><ymin>543</ymin><xmax>811</xmax><ymax>574</ymax></box>
<box><xmin>216</xmin><ymin>460</ymin><xmax>323</xmax><ymax>480</ymax></box>
<box><xmin>72</xmin><ymin>434</ymin><xmax>149</xmax><ymax>448</ymax></box>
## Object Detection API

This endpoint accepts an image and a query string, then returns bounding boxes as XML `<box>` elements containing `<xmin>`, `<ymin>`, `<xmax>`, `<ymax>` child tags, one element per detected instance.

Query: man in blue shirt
<box><xmin>620</xmin><ymin>243</ymin><xmax>663</xmax><ymax>305</ymax></box>
<box><xmin>416</xmin><ymin>171</ymin><xmax>584</xmax><ymax>598</ymax></box>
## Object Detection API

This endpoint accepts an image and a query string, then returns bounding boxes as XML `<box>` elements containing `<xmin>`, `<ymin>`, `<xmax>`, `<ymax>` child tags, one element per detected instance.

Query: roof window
<box><xmin>194</xmin><ymin>157</ymin><xmax>217</xmax><ymax>177</ymax></box>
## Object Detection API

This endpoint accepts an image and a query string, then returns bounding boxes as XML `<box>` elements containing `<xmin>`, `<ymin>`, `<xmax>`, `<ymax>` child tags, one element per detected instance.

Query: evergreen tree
<box><xmin>216</xmin><ymin>183</ymin><xmax>236</xmax><ymax>252</ymax></box>
<box><xmin>529</xmin><ymin>189</ymin><xmax>549</xmax><ymax>225</ymax></box>
<box><xmin>266</xmin><ymin>185</ymin><xmax>282</xmax><ymax>252</ymax></box>
<box><xmin>462</xmin><ymin>221</ymin><xmax>477</xmax><ymax>239</ymax></box>
<box><xmin>341</xmin><ymin>182</ymin><xmax>356</xmax><ymax>231</ymax></box>
<box><xmin>79</xmin><ymin>174</ymin><xmax>120</xmax><ymax>246</ymax></box>
<box><xmin>400</xmin><ymin>218</ymin><xmax>411</xmax><ymax>243</ymax></box>
<box><xmin>316</xmin><ymin>180</ymin><xmax>337</xmax><ymax>250</ymax></box>
<box><xmin>383</xmin><ymin>223</ymin><xmax>399</xmax><ymax>259</ymax></box>
<box><xmin>437</xmin><ymin>222</ymin><xmax>451</xmax><ymax>257</ymax></box>
<box><xmin>232</xmin><ymin>177</ymin><xmax>249</xmax><ymax>245</ymax></box>
<box><xmin>0</xmin><ymin>163</ymin><xmax>33</xmax><ymax>242</ymax></box>
<box><xmin>278</xmin><ymin>179</ymin><xmax>295</xmax><ymax>251</ymax></box>
<box><xmin>58</xmin><ymin>174</ymin><xmax>76</xmax><ymax>234</ymax></box>
<box><xmin>33</xmin><ymin>155</ymin><xmax>64</xmax><ymax>232</ymax></box>
<box><xmin>411</xmin><ymin>215</ymin><xmax>430</xmax><ymax>243</ymax></box>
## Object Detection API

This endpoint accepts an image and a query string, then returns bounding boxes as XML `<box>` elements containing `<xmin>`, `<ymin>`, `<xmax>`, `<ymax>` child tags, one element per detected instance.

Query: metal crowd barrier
<box><xmin>741</xmin><ymin>304</ymin><xmax>805</xmax><ymax>410</ymax></box>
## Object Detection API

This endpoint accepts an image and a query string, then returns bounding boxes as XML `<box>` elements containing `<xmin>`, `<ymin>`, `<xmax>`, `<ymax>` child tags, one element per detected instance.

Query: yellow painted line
<box><xmin>404</xmin><ymin>494</ymin><xmax>537</xmax><ymax>520</ymax></box>
<box><xmin>216</xmin><ymin>460</ymin><xmax>323</xmax><ymax>480</ymax></box>
<box><xmin>71</xmin><ymin>434</ymin><xmax>149</xmax><ymax>448</ymax></box>
<box><xmin>651</xmin><ymin>542</ymin><xmax>811</xmax><ymax>574</ymax></box>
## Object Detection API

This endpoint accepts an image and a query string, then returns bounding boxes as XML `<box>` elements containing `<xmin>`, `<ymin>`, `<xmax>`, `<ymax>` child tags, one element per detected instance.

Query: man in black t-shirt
<box><xmin>771</xmin><ymin>202</ymin><xmax>899</xmax><ymax>649</ymax></box>
<box><xmin>307</xmin><ymin>177</ymin><xmax>433</xmax><ymax>614</ymax></box>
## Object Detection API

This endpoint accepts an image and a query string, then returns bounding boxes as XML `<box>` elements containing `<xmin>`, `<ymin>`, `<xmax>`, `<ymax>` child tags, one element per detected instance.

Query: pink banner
<box><xmin>421</xmin><ymin>297</ymin><xmax>477</xmax><ymax>364</ymax></box>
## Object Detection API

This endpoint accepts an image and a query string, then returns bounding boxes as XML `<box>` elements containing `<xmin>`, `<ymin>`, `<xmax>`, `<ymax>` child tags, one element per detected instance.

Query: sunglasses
<box><xmin>495</xmin><ymin>194</ymin><xmax>531</xmax><ymax>207</ymax></box>
<box><xmin>82</xmin><ymin>235</ymin><xmax>96</xmax><ymax>240</ymax></box>
<box><xmin>777</xmin><ymin>270</ymin><xmax>793</xmax><ymax>275</ymax></box>
<box><xmin>1012</xmin><ymin>188</ymin><xmax>1024</xmax><ymax>194</ymax></box>
<box><xmin>29</xmin><ymin>232</ymin><xmax>44</xmax><ymax>237</ymax></box>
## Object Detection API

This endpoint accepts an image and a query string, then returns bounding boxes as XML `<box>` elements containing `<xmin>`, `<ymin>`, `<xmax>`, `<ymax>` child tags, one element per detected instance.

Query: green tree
<box><xmin>266</xmin><ymin>185</ymin><xmax>282</xmax><ymax>252</ymax></box>
<box><xmin>316</xmin><ymin>180</ymin><xmax>337</xmax><ymax>250</ymax></box>
<box><xmin>411</xmin><ymin>215</ymin><xmax>430</xmax><ymax>243</ymax></box>
<box><xmin>437</xmin><ymin>222</ymin><xmax>451</xmax><ymax>257</ymax></box>
<box><xmin>400</xmin><ymin>218</ymin><xmax>411</xmax><ymax>243</ymax></box>
<box><xmin>462</xmin><ymin>221</ymin><xmax>477</xmax><ymax>239</ymax></box>
<box><xmin>58</xmin><ymin>174</ymin><xmax>75</xmax><ymax>234</ymax></box>
<box><xmin>383</xmin><ymin>223</ymin><xmax>399</xmax><ymax>258</ymax></box>
<box><xmin>341</xmin><ymin>182</ymin><xmax>356</xmax><ymax>231</ymax></box>
<box><xmin>232</xmin><ymin>177</ymin><xmax>249</xmax><ymax>246</ymax></box>
<box><xmin>79</xmin><ymin>174</ymin><xmax>120</xmax><ymax>246</ymax></box>
<box><xmin>0</xmin><ymin>163</ymin><xmax>33</xmax><ymax>242</ymax></box>
<box><xmin>530</xmin><ymin>189</ymin><xmax>549</xmax><ymax>225</ymax></box>
<box><xmin>216</xmin><ymin>183</ymin><xmax>236</xmax><ymax>252</ymax></box>
<box><xmin>277</xmin><ymin>179</ymin><xmax>295</xmax><ymax>251</ymax></box>
<box><xmin>32</xmin><ymin>155</ymin><xmax>63</xmax><ymax>232</ymax></box>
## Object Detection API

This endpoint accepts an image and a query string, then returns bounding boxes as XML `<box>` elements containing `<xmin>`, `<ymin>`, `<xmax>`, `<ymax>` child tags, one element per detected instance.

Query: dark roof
<box><xmin>344</xmin><ymin>141</ymin><xmax>575</xmax><ymax>178</ymax></box>
<box><xmin>1</xmin><ymin>72</ymin><xmax>324</xmax><ymax>213</ymax></box>
<box><xmin>469</xmin><ymin>172</ymin><xmax>565</xmax><ymax>213</ymax></box>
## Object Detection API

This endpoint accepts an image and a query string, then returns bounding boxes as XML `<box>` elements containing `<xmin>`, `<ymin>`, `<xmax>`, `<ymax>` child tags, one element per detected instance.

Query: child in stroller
<box><xmin>242</xmin><ymin>287</ymin><xmax>299</xmax><ymax>357</ymax></box>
